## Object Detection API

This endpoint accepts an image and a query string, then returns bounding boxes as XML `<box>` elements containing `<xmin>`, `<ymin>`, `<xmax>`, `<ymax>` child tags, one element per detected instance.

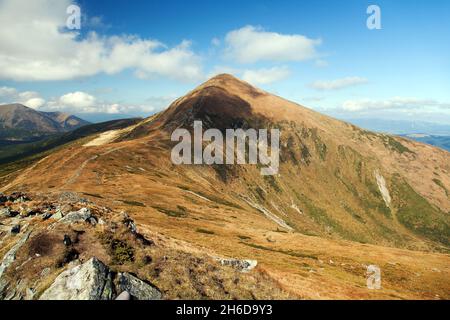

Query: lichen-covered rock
<box><xmin>39</xmin><ymin>257</ymin><xmax>161</xmax><ymax>300</ymax></box>
<box><xmin>219</xmin><ymin>258</ymin><xmax>258</xmax><ymax>273</ymax></box>
<box><xmin>116</xmin><ymin>272</ymin><xmax>161</xmax><ymax>300</ymax></box>
<box><xmin>51</xmin><ymin>210</ymin><xmax>63</xmax><ymax>220</ymax></box>
<box><xmin>0</xmin><ymin>207</ymin><xmax>10</xmax><ymax>217</ymax></box>
<box><xmin>115</xmin><ymin>291</ymin><xmax>131</xmax><ymax>300</ymax></box>
<box><xmin>39</xmin><ymin>258</ymin><xmax>113</xmax><ymax>300</ymax></box>
<box><xmin>58</xmin><ymin>208</ymin><xmax>92</xmax><ymax>224</ymax></box>
<box><xmin>0</xmin><ymin>231</ymin><xmax>32</xmax><ymax>297</ymax></box>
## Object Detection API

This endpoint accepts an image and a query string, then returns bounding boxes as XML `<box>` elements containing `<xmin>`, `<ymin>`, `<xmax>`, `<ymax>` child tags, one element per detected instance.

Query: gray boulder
<box><xmin>39</xmin><ymin>257</ymin><xmax>161</xmax><ymax>300</ymax></box>
<box><xmin>116</xmin><ymin>272</ymin><xmax>162</xmax><ymax>300</ymax></box>
<box><xmin>0</xmin><ymin>207</ymin><xmax>19</xmax><ymax>218</ymax></box>
<box><xmin>0</xmin><ymin>231</ymin><xmax>31</xmax><ymax>278</ymax></box>
<box><xmin>39</xmin><ymin>258</ymin><xmax>113</xmax><ymax>300</ymax></box>
<box><xmin>51</xmin><ymin>210</ymin><xmax>63</xmax><ymax>220</ymax></box>
<box><xmin>219</xmin><ymin>258</ymin><xmax>258</xmax><ymax>273</ymax></box>
<box><xmin>115</xmin><ymin>291</ymin><xmax>131</xmax><ymax>300</ymax></box>
<box><xmin>0</xmin><ymin>231</ymin><xmax>31</xmax><ymax>296</ymax></box>
<box><xmin>0</xmin><ymin>207</ymin><xmax>10</xmax><ymax>217</ymax></box>
<box><xmin>58</xmin><ymin>208</ymin><xmax>93</xmax><ymax>225</ymax></box>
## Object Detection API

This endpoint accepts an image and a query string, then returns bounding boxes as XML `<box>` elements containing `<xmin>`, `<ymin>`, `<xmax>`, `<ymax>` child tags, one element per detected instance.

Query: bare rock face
<box><xmin>40</xmin><ymin>258</ymin><xmax>113</xmax><ymax>300</ymax></box>
<box><xmin>39</xmin><ymin>258</ymin><xmax>161</xmax><ymax>300</ymax></box>
<box><xmin>219</xmin><ymin>258</ymin><xmax>258</xmax><ymax>273</ymax></box>
<box><xmin>0</xmin><ymin>208</ymin><xmax>10</xmax><ymax>217</ymax></box>
<box><xmin>116</xmin><ymin>272</ymin><xmax>162</xmax><ymax>300</ymax></box>
<box><xmin>0</xmin><ymin>231</ymin><xmax>32</xmax><ymax>297</ymax></box>
<box><xmin>58</xmin><ymin>208</ymin><xmax>94</xmax><ymax>225</ymax></box>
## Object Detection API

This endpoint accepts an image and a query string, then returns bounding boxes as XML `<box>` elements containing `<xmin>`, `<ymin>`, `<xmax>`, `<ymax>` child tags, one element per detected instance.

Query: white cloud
<box><xmin>224</xmin><ymin>25</ymin><xmax>321</xmax><ymax>64</ymax></box>
<box><xmin>242</xmin><ymin>66</ymin><xmax>291</xmax><ymax>85</ymax></box>
<box><xmin>1</xmin><ymin>85</ymin><xmax>173</xmax><ymax>115</ymax></box>
<box><xmin>23</xmin><ymin>97</ymin><xmax>46</xmax><ymax>109</ymax></box>
<box><xmin>59</xmin><ymin>92</ymin><xmax>97</xmax><ymax>109</ymax></box>
<box><xmin>0</xmin><ymin>0</ymin><xmax>203</xmax><ymax>82</ymax></box>
<box><xmin>0</xmin><ymin>86</ymin><xmax>17</xmax><ymax>96</ymax></box>
<box><xmin>46</xmin><ymin>91</ymin><xmax>173</xmax><ymax>115</ymax></box>
<box><xmin>0</xmin><ymin>87</ymin><xmax>46</xmax><ymax>109</ymax></box>
<box><xmin>310</xmin><ymin>77</ymin><xmax>368</xmax><ymax>91</ymax></box>
<box><xmin>342</xmin><ymin>97</ymin><xmax>450</xmax><ymax>112</ymax></box>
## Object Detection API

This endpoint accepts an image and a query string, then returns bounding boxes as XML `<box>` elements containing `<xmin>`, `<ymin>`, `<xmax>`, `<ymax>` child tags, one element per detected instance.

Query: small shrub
<box><xmin>121</xmin><ymin>200</ymin><xmax>146</xmax><ymax>207</ymax></box>
<box><xmin>152</xmin><ymin>205</ymin><xmax>188</xmax><ymax>218</ymax></box>
<box><xmin>99</xmin><ymin>233</ymin><xmax>135</xmax><ymax>265</ymax></box>
<box><xmin>195</xmin><ymin>228</ymin><xmax>215</xmax><ymax>235</ymax></box>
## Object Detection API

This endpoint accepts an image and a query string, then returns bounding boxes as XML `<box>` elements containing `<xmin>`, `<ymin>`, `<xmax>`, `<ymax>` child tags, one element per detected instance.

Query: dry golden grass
<box><xmin>1</xmin><ymin>74</ymin><xmax>449</xmax><ymax>299</ymax></box>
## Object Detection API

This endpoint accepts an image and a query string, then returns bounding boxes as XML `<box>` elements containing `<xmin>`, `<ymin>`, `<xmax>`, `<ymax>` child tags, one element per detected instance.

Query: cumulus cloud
<box><xmin>310</xmin><ymin>77</ymin><xmax>368</xmax><ymax>91</ymax></box>
<box><xmin>0</xmin><ymin>0</ymin><xmax>203</xmax><ymax>82</ymax></box>
<box><xmin>342</xmin><ymin>97</ymin><xmax>450</xmax><ymax>112</ymax></box>
<box><xmin>1</xmin><ymin>85</ymin><xmax>173</xmax><ymax>115</ymax></box>
<box><xmin>0</xmin><ymin>86</ymin><xmax>46</xmax><ymax>109</ymax></box>
<box><xmin>242</xmin><ymin>66</ymin><xmax>291</xmax><ymax>85</ymax></box>
<box><xmin>22</xmin><ymin>97</ymin><xmax>46</xmax><ymax>109</ymax></box>
<box><xmin>224</xmin><ymin>25</ymin><xmax>321</xmax><ymax>64</ymax></box>
<box><xmin>45</xmin><ymin>91</ymin><xmax>172</xmax><ymax>115</ymax></box>
<box><xmin>59</xmin><ymin>92</ymin><xmax>97</xmax><ymax>109</ymax></box>
<box><xmin>0</xmin><ymin>87</ymin><xmax>18</xmax><ymax>96</ymax></box>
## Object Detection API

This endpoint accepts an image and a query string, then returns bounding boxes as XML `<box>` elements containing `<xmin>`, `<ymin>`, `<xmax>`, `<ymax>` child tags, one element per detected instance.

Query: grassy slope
<box><xmin>1</xmin><ymin>76</ymin><xmax>449</xmax><ymax>299</ymax></box>
<box><xmin>0</xmin><ymin>118</ymin><xmax>141</xmax><ymax>164</ymax></box>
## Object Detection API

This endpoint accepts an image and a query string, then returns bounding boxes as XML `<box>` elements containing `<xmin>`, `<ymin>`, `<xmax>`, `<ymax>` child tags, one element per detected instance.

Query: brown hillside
<box><xmin>1</xmin><ymin>74</ymin><xmax>449</xmax><ymax>299</ymax></box>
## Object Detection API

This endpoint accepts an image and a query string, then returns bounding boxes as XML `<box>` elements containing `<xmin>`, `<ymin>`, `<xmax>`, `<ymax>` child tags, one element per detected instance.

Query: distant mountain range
<box><xmin>342</xmin><ymin>118</ymin><xmax>450</xmax><ymax>136</ymax></box>
<box><xmin>340</xmin><ymin>118</ymin><xmax>450</xmax><ymax>152</ymax></box>
<box><xmin>0</xmin><ymin>103</ymin><xmax>90</xmax><ymax>143</ymax></box>
<box><xmin>401</xmin><ymin>134</ymin><xmax>450</xmax><ymax>152</ymax></box>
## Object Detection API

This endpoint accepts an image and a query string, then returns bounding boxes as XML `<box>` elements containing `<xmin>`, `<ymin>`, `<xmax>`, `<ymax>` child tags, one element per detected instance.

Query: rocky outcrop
<box><xmin>116</xmin><ymin>272</ymin><xmax>162</xmax><ymax>300</ymax></box>
<box><xmin>0</xmin><ymin>231</ymin><xmax>32</xmax><ymax>295</ymax></box>
<box><xmin>219</xmin><ymin>258</ymin><xmax>258</xmax><ymax>273</ymax></box>
<box><xmin>0</xmin><ymin>192</ymin><xmax>281</xmax><ymax>300</ymax></box>
<box><xmin>58</xmin><ymin>208</ymin><xmax>95</xmax><ymax>225</ymax></box>
<box><xmin>39</xmin><ymin>258</ymin><xmax>113</xmax><ymax>300</ymax></box>
<box><xmin>40</xmin><ymin>258</ymin><xmax>161</xmax><ymax>300</ymax></box>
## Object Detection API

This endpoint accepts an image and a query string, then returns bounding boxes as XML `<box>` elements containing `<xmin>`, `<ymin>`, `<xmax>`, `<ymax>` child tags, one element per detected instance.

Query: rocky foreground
<box><xmin>0</xmin><ymin>192</ymin><xmax>287</xmax><ymax>300</ymax></box>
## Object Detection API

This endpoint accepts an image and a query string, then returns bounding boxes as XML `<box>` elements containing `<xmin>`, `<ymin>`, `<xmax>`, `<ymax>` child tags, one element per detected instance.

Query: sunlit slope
<box><xmin>4</xmin><ymin>74</ymin><xmax>448</xmax><ymax>249</ymax></box>
<box><xmin>2</xmin><ymin>74</ymin><xmax>449</xmax><ymax>299</ymax></box>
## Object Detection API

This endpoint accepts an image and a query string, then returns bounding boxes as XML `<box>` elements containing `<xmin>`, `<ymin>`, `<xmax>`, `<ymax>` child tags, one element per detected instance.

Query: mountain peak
<box><xmin>0</xmin><ymin>103</ymin><xmax>90</xmax><ymax>138</ymax></box>
<box><xmin>208</xmin><ymin>73</ymin><xmax>241</xmax><ymax>82</ymax></box>
<box><xmin>203</xmin><ymin>73</ymin><xmax>252</xmax><ymax>88</ymax></box>
<box><xmin>195</xmin><ymin>74</ymin><xmax>266</xmax><ymax>100</ymax></box>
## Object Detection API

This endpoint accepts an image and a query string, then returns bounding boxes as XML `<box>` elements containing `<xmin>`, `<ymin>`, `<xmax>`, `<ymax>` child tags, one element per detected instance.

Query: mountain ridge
<box><xmin>0</xmin><ymin>103</ymin><xmax>90</xmax><ymax>141</ymax></box>
<box><xmin>0</xmin><ymin>74</ymin><xmax>449</xmax><ymax>299</ymax></box>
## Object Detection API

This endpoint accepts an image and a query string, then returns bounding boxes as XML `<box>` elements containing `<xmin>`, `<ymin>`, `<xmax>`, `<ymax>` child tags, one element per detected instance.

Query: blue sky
<box><xmin>0</xmin><ymin>0</ymin><xmax>449</xmax><ymax>124</ymax></box>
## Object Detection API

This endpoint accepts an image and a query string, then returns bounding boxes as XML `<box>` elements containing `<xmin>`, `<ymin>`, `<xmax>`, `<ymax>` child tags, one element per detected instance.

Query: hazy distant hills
<box><xmin>0</xmin><ymin>103</ymin><xmax>90</xmax><ymax>143</ymax></box>
<box><xmin>341</xmin><ymin>118</ymin><xmax>450</xmax><ymax>152</ymax></box>
<box><xmin>401</xmin><ymin>134</ymin><xmax>450</xmax><ymax>152</ymax></box>
<box><xmin>342</xmin><ymin>118</ymin><xmax>450</xmax><ymax>136</ymax></box>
